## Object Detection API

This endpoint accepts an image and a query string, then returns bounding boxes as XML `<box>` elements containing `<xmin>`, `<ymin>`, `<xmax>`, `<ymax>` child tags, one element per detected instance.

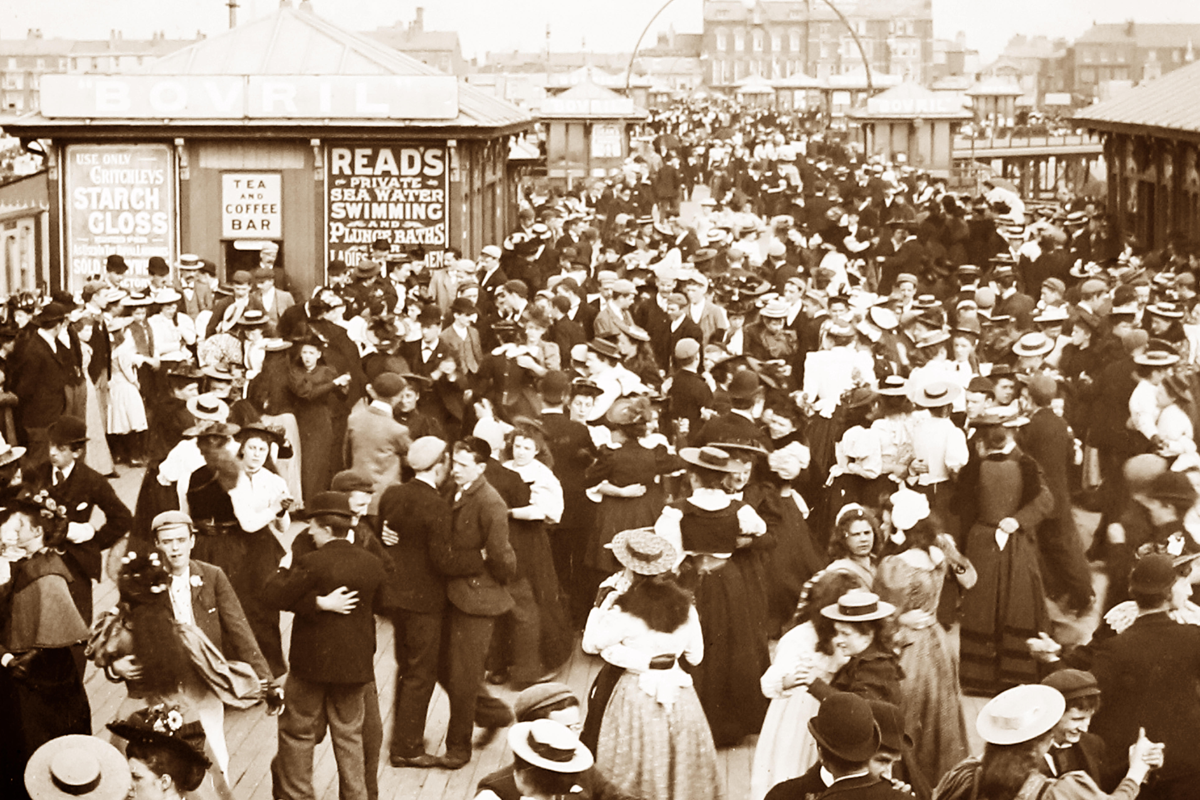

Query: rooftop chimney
<box><xmin>1124</xmin><ymin>20</ymin><xmax>1135</xmax><ymax>37</ymax></box>
<box><xmin>298</xmin><ymin>0</ymin><xmax>313</xmax><ymax>12</ymax></box>
<box><xmin>413</xmin><ymin>7</ymin><xmax>424</xmax><ymax>34</ymax></box>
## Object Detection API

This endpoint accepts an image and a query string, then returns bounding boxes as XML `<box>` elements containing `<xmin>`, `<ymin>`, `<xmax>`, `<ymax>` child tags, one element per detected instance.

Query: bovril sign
<box><xmin>39</xmin><ymin>75</ymin><xmax>459</xmax><ymax>120</ymax></box>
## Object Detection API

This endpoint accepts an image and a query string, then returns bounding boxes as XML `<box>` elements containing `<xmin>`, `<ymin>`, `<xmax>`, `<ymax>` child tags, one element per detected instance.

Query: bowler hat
<box><xmin>331</xmin><ymin>470</ymin><xmax>375</xmax><ymax>494</ymax></box>
<box><xmin>48</xmin><ymin>416</ymin><xmax>89</xmax><ymax>447</ymax></box>
<box><xmin>807</xmin><ymin>692</ymin><xmax>881</xmax><ymax>762</ymax></box>
<box><xmin>301</xmin><ymin>491</ymin><xmax>355</xmax><ymax>521</ymax></box>
<box><xmin>1129</xmin><ymin>553</ymin><xmax>1178</xmax><ymax>594</ymax></box>
<box><xmin>586</xmin><ymin>338</ymin><xmax>622</xmax><ymax>360</ymax></box>
<box><xmin>727</xmin><ymin>369</ymin><xmax>761</xmax><ymax>399</ymax></box>
<box><xmin>869</xmin><ymin>699</ymin><xmax>914</xmax><ymax>752</ymax></box>
<box><xmin>370</xmin><ymin>372</ymin><xmax>406</xmax><ymax>400</ymax></box>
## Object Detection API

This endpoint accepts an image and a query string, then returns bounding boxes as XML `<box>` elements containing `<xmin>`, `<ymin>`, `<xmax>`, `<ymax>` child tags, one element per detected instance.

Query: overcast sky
<box><xmin>2</xmin><ymin>0</ymin><xmax>1198</xmax><ymax>64</ymax></box>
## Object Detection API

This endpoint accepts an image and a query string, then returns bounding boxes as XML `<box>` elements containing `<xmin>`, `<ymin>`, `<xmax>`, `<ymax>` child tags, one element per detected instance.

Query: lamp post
<box><xmin>624</xmin><ymin>0</ymin><xmax>874</xmax><ymax>93</ymax></box>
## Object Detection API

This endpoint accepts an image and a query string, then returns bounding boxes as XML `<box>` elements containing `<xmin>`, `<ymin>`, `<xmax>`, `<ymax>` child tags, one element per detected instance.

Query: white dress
<box><xmin>107</xmin><ymin>337</ymin><xmax>148</xmax><ymax>435</ymax></box>
<box><xmin>750</xmin><ymin>621</ymin><xmax>844</xmax><ymax>800</ymax></box>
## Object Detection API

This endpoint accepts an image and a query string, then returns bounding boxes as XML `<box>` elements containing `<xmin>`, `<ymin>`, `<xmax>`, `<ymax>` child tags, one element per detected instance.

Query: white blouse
<box><xmin>228</xmin><ymin>468</ymin><xmax>291</xmax><ymax>533</ymax></box>
<box><xmin>504</xmin><ymin>458</ymin><xmax>564</xmax><ymax>525</ymax></box>
<box><xmin>583</xmin><ymin>603</ymin><xmax>704</xmax><ymax>707</ymax></box>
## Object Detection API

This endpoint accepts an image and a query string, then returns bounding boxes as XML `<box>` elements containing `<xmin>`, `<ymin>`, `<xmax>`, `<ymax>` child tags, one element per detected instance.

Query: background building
<box><xmin>365</xmin><ymin>7</ymin><xmax>468</xmax><ymax>76</ymax></box>
<box><xmin>702</xmin><ymin>0</ymin><xmax>934</xmax><ymax>87</ymax></box>
<box><xmin>1074</xmin><ymin>21</ymin><xmax>1200</xmax><ymax>101</ymax></box>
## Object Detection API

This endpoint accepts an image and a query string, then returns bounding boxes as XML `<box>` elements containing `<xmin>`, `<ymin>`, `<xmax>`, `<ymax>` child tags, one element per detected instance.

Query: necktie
<box><xmin>54</xmin><ymin>468</ymin><xmax>64</xmax><ymax>486</ymax></box>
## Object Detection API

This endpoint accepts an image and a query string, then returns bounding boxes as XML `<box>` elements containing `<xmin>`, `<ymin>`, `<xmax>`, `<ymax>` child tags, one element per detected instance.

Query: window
<box><xmin>771</xmin><ymin>32</ymin><xmax>782</xmax><ymax>52</ymax></box>
<box><xmin>753</xmin><ymin>30</ymin><xmax>764</xmax><ymax>52</ymax></box>
<box><xmin>1079</xmin><ymin>67</ymin><xmax>1095</xmax><ymax>84</ymax></box>
<box><xmin>5</xmin><ymin>58</ymin><xmax>14</xmax><ymax>70</ymax></box>
<box><xmin>790</xmin><ymin>29</ymin><xmax>801</xmax><ymax>52</ymax></box>
<box><xmin>36</xmin><ymin>58</ymin><xmax>44</xmax><ymax>70</ymax></box>
<box><xmin>735</xmin><ymin>32</ymin><xmax>745</xmax><ymax>52</ymax></box>
<box><xmin>70</xmin><ymin>57</ymin><xmax>79</xmax><ymax>70</ymax></box>
<box><xmin>715</xmin><ymin>9</ymin><xmax>729</xmax><ymax>19</ymax></box>
<box><xmin>716</xmin><ymin>29</ymin><xmax>728</xmax><ymax>51</ymax></box>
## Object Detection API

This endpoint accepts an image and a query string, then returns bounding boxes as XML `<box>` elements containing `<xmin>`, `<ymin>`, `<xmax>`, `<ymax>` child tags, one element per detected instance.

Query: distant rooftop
<box><xmin>1075</xmin><ymin>58</ymin><xmax>1200</xmax><ymax>137</ymax></box>
<box><xmin>1076</xmin><ymin>22</ymin><xmax>1200</xmax><ymax>49</ymax></box>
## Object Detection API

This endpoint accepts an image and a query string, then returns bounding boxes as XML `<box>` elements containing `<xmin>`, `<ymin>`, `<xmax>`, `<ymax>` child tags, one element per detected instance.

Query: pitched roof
<box><xmin>1076</xmin><ymin>23</ymin><xmax>1200</xmax><ymax>49</ymax></box>
<box><xmin>538</xmin><ymin>78</ymin><xmax>647</xmax><ymax>119</ymax></box>
<box><xmin>849</xmin><ymin>81</ymin><xmax>971</xmax><ymax>120</ymax></box>
<box><xmin>5</xmin><ymin>7</ymin><xmax>528</xmax><ymax>133</ymax></box>
<box><xmin>1074</xmin><ymin>58</ymin><xmax>1200</xmax><ymax>138</ymax></box>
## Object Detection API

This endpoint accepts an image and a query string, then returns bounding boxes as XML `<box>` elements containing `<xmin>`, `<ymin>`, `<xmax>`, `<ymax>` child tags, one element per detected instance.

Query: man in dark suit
<box><xmin>692</xmin><ymin>369</ymin><xmax>771</xmax><ymax>450</ymax></box>
<box><xmin>436</xmin><ymin>436</ymin><xmax>518</xmax><ymax>769</ymax></box>
<box><xmin>1060</xmin><ymin>554</ymin><xmax>1200</xmax><ymax>796</ymax></box>
<box><xmin>376</xmin><ymin>437</ymin><xmax>453</xmax><ymax>768</ymax></box>
<box><xmin>10</xmin><ymin>302</ymin><xmax>84</xmax><ymax>465</ymax></box>
<box><xmin>205</xmin><ymin>270</ymin><xmax>265</xmax><ymax>338</ymax></box>
<box><xmin>766</xmin><ymin>692</ymin><xmax>909</xmax><ymax>800</ymax></box>
<box><xmin>1018</xmin><ymin>375</ymin><xmax>1094</xmax><ymax>616</ymax></box>
<box><xmin>150</xmin><ymin>510</ymin><xmax>275</xmax><ymax>775</ymax></box>
<box><xmin>538</xmin><ymin>372</ymin><xmax>597</xmax><ymax>627</ymax></box>
<box><xmin>266</xmin><ymin>491</ymin><xmax>387</xmax><ymax>800</ymax></box>
<box><xmin>30</xmin><ymin>416</ymin><xmax>132</xmax><ymax>626</ymax></box>
<box><xmin>665</xmin><ymin>338</ymin><xmax>713</xmax><ymax>439</ymax></box>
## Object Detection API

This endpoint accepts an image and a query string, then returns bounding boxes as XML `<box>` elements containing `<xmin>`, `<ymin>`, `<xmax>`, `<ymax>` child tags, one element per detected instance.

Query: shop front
<box><xmin>1</xmin><ymin>6</ymin><xmax>532</xmax><ymax>298</ymax></box>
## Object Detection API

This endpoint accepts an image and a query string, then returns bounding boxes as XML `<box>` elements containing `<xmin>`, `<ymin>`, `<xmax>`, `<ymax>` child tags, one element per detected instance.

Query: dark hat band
<box><xmin>628</xmin><ymin>541</ymin><xmax>666</xmax><ymax>564</ymax></box>
<box><xmin>50</xmin><ymin>755</ymin><xmax>102</xmax><ymax>796</ymax></box>
<box><xmin>837</xmin><ymin>599</ymin><xmax>880</xmax><ymax>617</ymax></box>
<box><xmin>527</xmin><ymin>732</ymin><xmax>576</xmax><ymax>764</ymax></box>
<box><xmin>697</xmin><ymin>448</ymin><xmax>730</xmax><ymax>468</ymax></box>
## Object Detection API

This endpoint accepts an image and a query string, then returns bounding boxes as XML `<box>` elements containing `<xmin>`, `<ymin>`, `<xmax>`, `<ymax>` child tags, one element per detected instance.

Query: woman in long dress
<box><xmin>750</xmin><ymin>569</ymin><xmax>860</xmax><ymax>800</ymax></box>
<box><xmin>498</xmin><ymin>421</ymin><xmax>573</xmax><ymax>683</ymax></box>
<box><xmin>955</xmin><ymin>414</ymin><xmax>1054</xmax><ymax>696</ymax></box>
<box><xmin>583</xmin><ymin>397</ymin><xmax>676</xmax><ymax>599</ymax></box>
<box><xmin>658</xmin><ymin>446</ymin><xmax>771</xmax><ymax>748</ymax></box>
<box><xmin>286</xmin><ymin>335</ymin><xmax>349</xmax><ymax>500</ymax></box>
<box><xmin>0</xmin><ymin>497</ymin><xmax>91</xmax><ymax>798</ymax></box>
<box><xmin>583</xmin><ymin>529</ymin><xmax>724</xmax><ymax>800</ymax></box>
<box><xmin>876</xmin><ymin>488</ymin><xmax>976</xmax><ymax>787</ymax></box>
<box><xmin>108</xmin><ymin>327</ymin><xmax>151</xmax><ymax>465</ymax></box>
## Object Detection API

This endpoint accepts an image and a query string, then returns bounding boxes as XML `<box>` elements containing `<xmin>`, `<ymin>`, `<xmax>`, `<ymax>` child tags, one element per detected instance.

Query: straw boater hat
<box><xmin>185</xmin><ymin>393</ymin><xmax>230</xmax><ymax>422</ymax></box>
<box><xmin>679</xmin><ymin>446</ymin><xmax>741</xmax><ymax>474</ymax></box>
<box><xmin>877</xmin><ymin>375</ymin><xmax>909</xmax><ymax>397</ymax></box>
<box><xmin>821</xmin><ymin>589</ymin><xmax>896</xmax><ymax>623</ymax></box>
<box><xmin>976</xmin><ymin>684</ymin><xmax>1065</xmax><ymax>745</ymax></box>
<box><xmin>0</xmin><ymin>436</ymin><xmax>26</xmax><ymax>469</ymax></box>
<box><xmin>606</xmin><ymin>528</ymin><xmax>677</xmax><ymax>575</ymax></box>
<box><xmin>507</xmin><ymin>720</ymin><xmax>594</xmax><ymax>773</ymax></box>
<box><xmin>910</xmin><ymin>380</ymin><xmax>961</xmax><ymax>408</ymax></box>
<box><xmin>1133</xmin><ymin>347</ymin><xmax>1181</xmax><ymax>368</ymax></box>
<box><xmin>1012</xmin><ymin>332</ymin><xmax>1055</xmax><ymax>358</ymax></box>
<box><xmin>24</xmin><ymin>735</ymin><xmax>131</xmax><ymax>800</ymax></box>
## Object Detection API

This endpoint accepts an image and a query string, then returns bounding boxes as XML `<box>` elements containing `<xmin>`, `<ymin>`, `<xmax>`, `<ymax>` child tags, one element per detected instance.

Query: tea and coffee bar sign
<box><xmin>39</xmin><ymin>74</ymin><xmax>460</xmax><ymax>120</ymax></box>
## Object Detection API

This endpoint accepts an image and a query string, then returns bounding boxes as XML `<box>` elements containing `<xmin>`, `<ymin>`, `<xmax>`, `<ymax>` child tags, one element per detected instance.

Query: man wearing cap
<box><xmin>149</xmin><ymin>510</ymin><xmax>274</xmax><ymax>774</ymax></box>
<box><xmin>437</xmin><ymin>436</ymin><xmax>518</xmax><ymax>768</ymax></box>
<box><xmin>665</xmin><ymin>338</ymin><xmax>714</xmax><ymax>440</ymax></box>
<box><xmin>764</xmin><ymin>692</ymin><xmax>909</xmax><ymax>800</ymax></box>
<box><xmin>206</xmin><ymin>270</ymin><xmax>264</xmax><ymax>337</ymax></box>
<box><xmin>375</xmin><ymin>437</ymin><xmax>453</xmax><ymax>768</ymax></box>
<box><xmin>267</xmin><ymin>491</ymin><xmax>388</xmax><ymax>800</ymax></box>
<box><xmin>692</xmin><ymin>369</ymin><xmax>771</xmax><ymax>450</ymax></box>
<box><xmin>9</xmin><ymin>302</ymin><xmax>85</xmax><ymax>465</ymax></box>
<box><xmin>174</xmin><ymin>254</ymin><xmax>213</xmax><ymax>318</ymax></box>
<box><xmin>593</xmin><ymin>278</ymin><xmax>640</xmax><ymax>359</ymax></box>
<box><xmin>252</xmin><ymin>267</ymin><xmax>294</xmax><ymax>334</ymax></box>
<box><xmin>1038</xmin><ymin>670</ymin><xmax>1106</xmax><ymax>782</ymax></box>
<box><xmin>343</xmin><ymin>258</ymin><xmax>398</xmax><ymax>322</ymax></box>
<box><xmin>345</xmin><ymin>373</ymin><xmax>413</xmax><ymax>501</ymax></box>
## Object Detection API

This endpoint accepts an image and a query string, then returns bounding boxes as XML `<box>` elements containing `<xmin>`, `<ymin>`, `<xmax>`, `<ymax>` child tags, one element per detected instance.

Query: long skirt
<box><xmin>596</xmin><ymin>672</ymin><xmax>724</xmax><ymax>800</ymax></box>
<box><xmin>260</xmin><ymin>412</ymin><xmax>303</xmax><ymax>507</ymax></box>
<box><xmin>689</xmin><ymin>555</ymin><xmax>771</xmax><ymax>747</ymax></box>
<box><xmin>959</xmin><ymin>524</ymin><xmax>1048</xmax><ymax>696</ymax></box>
<box><xmin>84</xmin><ymin>374</ymin><xmax>114</xmax><ymax>475</ymax></box>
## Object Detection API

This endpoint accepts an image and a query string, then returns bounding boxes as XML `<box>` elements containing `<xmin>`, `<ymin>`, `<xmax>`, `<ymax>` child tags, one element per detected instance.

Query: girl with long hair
<box><xmin>87</xmin><ymin>548</ymin><xmax>261</xmax><ymax>799</ymax></box>
<box><xmin>583</xmin><ymin>529</ymin><xmax>723</xmax><ymax>800</ymax></box>
<box><xmin>825</xmin><ymin>503</ymin><xmax>885</xmax><ymax>588</ymax></box>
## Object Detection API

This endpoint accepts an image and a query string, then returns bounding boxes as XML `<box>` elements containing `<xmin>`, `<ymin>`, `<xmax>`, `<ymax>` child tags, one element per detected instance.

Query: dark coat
<box><xmin>1076</xmin><ymin>612</ymin><xmax>1200</xmax><ymax>788</ymax></box>
<box><xmin>376</xmin><ymin>478</ymin><xmax>452</xmax><ymax>614</ymax></box>
<box><xmin>764</xmin><ymin>763</ymin><xmax>825</xmax><ymax>800</ymax></box>
<box><xmin>440</xmin><ymin>476</ymin><xmax>518</xmax><ymax>616</ymax></box>
<box><xmin>1038</xmin><ymin>730</ymin><xmax>1106</xmax><ymax>783</ymax></box>
<box><xmin>952</xmin><ymin>448</ymin><xmax>1053</xmax><ymax>537</ymax></box>
<box><xmin>1018</xmin><ymin>408</ymin><xmax>1075</xmax><ymax>524</ymax></box>
<box><xmin>692</xmin><ymin>409</ymin><xmax>771</xmax><ymax>449</ymax></box>
<box><xmin>263</xmin><ymin>537</ymin><xmax>386</xmax><ymax>684</ymax></box>
<box><xmin>31</xmin><ymin>460</ymin><xmax>132</xmax><ymax>590</ymax></box>
<box><xmin>10</xmin><ymin>330</ymin><xmax>82</xmax><ymax>432</ymax></box>
<box><xmin>188</xmin><ymin>559</ymin><xmax>272</xmax><ymax>682</ymax></box>
<box><xmin>666</xmin><ymin>368</ymin><xmax>713</xmax><ymax>436</ymax></box>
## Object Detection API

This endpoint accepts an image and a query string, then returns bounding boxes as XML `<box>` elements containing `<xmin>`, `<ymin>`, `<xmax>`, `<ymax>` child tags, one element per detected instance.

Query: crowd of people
<box><xmin>4</xmin><ymin>96</ymin><xmax>1200</xmax><ymax>800</ymax></box>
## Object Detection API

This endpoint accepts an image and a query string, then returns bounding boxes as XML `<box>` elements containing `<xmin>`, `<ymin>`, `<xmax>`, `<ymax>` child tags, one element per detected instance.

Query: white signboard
<box><xmin>591</xmin><ymin>124</ymin><xmax>623</xmax><ymax>158</ymax></box>
<box><xmin>40</xmin><ymin>75</ymin><xmax>459</xmax><ymax>120</ymax></box>
<box><xmin>222</xmin><ymin>173</ymin><xmax>281</xmax><ymax>239</ymax></box>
